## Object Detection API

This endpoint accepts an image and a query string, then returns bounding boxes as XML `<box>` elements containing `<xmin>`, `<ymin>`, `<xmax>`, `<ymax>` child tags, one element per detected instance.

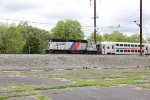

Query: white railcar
<box><xmin>97</xmin><ymin>42</ymin><xmax>150</xmax><ymax>55</ymax></box>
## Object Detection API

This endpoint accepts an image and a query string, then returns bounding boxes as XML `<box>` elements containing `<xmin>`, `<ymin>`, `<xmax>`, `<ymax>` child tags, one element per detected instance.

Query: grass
<box><xmin>0</xmin><ymin>85</ymin><xmax>50</xmax><ymax>100</ymax></box>
<box><xmin>36</xmin><ymin>94</ymin><xmax>50</xmax><ymax>100</ymax></box>
<box><xmin>0</xmin><ymin>93</ymin><xmax>36</xmax><ymax>100</ymax></box>
<box><xmin>33</xmin><ymin>69</ymin><xmax>148</xmax><ymax>90</ymax></box>
<box><xmin>0</xmin><ymin>93</ymin><xmax>49</xmax><ymax>100</ymax></box>
<box><xmin>46</xmin><ymin>68</ymin><xmax>150</xmax><ymax>89</ymax></box>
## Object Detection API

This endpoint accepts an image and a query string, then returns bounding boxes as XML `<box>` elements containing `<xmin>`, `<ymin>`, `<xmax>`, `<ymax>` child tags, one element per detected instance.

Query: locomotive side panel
<box><xmin>48</xmin><ymin>39</ymin><xmax>88</xmax><ymax>53</ymax></box>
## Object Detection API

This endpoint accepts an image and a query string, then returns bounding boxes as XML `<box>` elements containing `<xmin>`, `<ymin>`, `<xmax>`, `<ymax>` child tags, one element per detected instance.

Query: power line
<box><xmin>0</xmin><ymin>17</ymin><xmax>53</xmax><ymax>25</ymax></box>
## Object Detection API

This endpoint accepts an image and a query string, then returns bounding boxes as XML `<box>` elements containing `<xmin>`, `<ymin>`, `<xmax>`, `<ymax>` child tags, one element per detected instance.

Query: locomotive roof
<box><xmin>49</xmin><ymin>38</ymin><xmax>88</xmax><ymax>43</ymax></box>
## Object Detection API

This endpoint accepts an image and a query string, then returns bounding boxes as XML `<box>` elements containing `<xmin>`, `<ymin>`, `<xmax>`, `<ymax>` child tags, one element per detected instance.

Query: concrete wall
<box><xmin>0</xmin><ymin>54</ymin><xmax>150</xmax><ymax>71</ymax></box>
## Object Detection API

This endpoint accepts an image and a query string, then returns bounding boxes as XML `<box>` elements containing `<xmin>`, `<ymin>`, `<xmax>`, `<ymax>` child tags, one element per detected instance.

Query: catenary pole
<box><xmin>94</xmin><ymin>0</ymin><xmax>97</xmax><ymax>44</ymax></box>
<box><xmin>140</xmin><ymin>0</ymin><xmax>143</xmax><ymax>55</ymax></box>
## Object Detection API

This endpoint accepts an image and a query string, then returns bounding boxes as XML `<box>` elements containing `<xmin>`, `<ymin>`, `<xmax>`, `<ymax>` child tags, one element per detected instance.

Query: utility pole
<box><xmin>140</xmin><ymin>0</ymin><xmax>143</xmax><ymax>56</ymax></box>
<box><xmin>94</xmin><ymin>0</ymin><xmax>97</xmax><ymax>44</ymax></box>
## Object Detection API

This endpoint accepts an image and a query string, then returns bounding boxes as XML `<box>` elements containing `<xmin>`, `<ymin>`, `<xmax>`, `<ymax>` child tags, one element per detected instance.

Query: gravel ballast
<box><xmin>0</xmin><ymin>54</ymin><xmax>150</xmax><ymax>70</ymax></box>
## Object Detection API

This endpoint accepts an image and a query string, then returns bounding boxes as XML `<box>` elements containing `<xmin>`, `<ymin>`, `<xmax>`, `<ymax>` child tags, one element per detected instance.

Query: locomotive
<box><xmin>45</xmin><ymin>38</ymin><xmax>100</xmax><ymax>54</ymax></box>
<box><xmin>45</xmin><ymin>38</ymin><xmax>150</xmax><ymax>55</ymax></box>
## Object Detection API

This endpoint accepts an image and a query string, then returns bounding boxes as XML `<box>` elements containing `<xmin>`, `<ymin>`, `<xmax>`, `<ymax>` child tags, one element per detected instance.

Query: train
<box><xmin>45</xmin><ymin>38</ymin><xmax>150</xmax><ymax>55</ymax></box>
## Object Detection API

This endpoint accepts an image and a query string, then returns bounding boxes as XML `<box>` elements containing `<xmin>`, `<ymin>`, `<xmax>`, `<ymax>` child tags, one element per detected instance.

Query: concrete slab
<box><xmin>8</xmin><ymin>96</ymin><xmax>38</xmax><ymax>100</ymax></box>
<box><xmin>39</xmin><ymin>86</ymin><xmax>150</xmax><ymax>100</ymax></box>
<box><xmin>0</xmin><ymin>76</ymin><xmax>73</xmax><ymax>86</ymax></box>
<box><xmin>0</xmin><ymin>92</ymin><xmax>28</xmax><ymax>96</ymax></box>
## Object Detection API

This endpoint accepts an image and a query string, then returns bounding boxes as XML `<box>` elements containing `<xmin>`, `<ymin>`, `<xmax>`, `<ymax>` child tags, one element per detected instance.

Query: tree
<box><xmin>127</xmin><ymin>34</ymin><xmax>146</xmax><ymax>43</ymax></box>
<box><xmin>103</xmin><ymin>31</ymin><xmax>128</xmax><ymax>42</ymax></box>
<box><xmin>23</xmin><ymin>33</ymin><xmax>41</xmax><ymax>54</ymax></box>
<box><xmin>146</xmin><ymin>38</ymin><xmax>150</xmax><ymax>43</ymax></box>
<box><xmin>0</xmin><ymin>22</ymin><xmax>51</xmax><ymax>54</ymax></box>
<box><xmin>89</xmin><ymin>33</ymin><xmax>103</xmax><ymax>42</ymax></box>
<box><xmin>0</xmin><ymin>23</ymin><xmax>24</xmax><ymax>53</ymax></box>
<box><xmin>51</xmin><ymin>19</ymin><xmax>84</xmax><ymax>39</ymax></box>
<box><xmin>16</xmin><ymin>22</ymin><xmax>52</xmax><ymax>53</ymax></box>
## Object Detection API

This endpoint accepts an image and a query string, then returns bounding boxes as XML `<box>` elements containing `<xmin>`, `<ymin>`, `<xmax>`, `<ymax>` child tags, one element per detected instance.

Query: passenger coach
<box><xmin>97</xmin><ymin>42</ymin><xmax>150</xmax><ymax>55</ymax></box>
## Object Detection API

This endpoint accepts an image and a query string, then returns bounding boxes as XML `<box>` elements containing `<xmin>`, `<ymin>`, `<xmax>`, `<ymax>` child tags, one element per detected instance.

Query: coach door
<box><xmin>146</xmin><ymin>46</ymin><xmax>150</xmax><ymax>54</ymax></box>
<box><xmin>103</xmin><ymin>44</ymin><xmax>112</xmax><ymax>54</ymax></box>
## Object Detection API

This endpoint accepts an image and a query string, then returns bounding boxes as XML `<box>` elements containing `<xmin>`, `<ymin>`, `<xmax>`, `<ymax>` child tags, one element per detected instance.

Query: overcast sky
<box><xmin>0</xmin><ymin>0</ymin><xmax>150</xmax><ymax>38</ymax></box>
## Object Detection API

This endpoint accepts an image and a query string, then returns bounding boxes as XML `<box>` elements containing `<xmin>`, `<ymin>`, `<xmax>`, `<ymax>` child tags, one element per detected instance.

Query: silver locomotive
<box><xmin>46</xmin><ymin>38</ymin><xmax>99</xmax><ymax>54</ymax></box>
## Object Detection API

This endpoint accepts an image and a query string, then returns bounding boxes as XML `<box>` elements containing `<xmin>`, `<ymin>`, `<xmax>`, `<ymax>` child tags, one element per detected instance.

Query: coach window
<box><xmin>131</xmin><ymin>50</ymin><xmax>134</xmax><ymax>52</ymax></box>
<box><xmin>116</xmin><ymin>50</ymin><xmax>119</xmax><ymax>52</ymax></box>
<box><xmin>124</xmin><ymin>50</ymin><xmax>127</xmax><ymax>52</ymax></box>
<box><xmin>142</xmin><ymin>45</ymin><xmax>144</xmax><ymax>47</ymax></box>
<box><xmin>120</xmin><ymin>44</ymin><xmax>123</xmax><ymax>46</ymax></box>
<box><xmin>124</xmin><ymin>44</ymin><xmax>127</xmax><ymax>47</ymax></box>
<box><xmin>107</xmin><ymin>46</ymin><xmax>110</xmax><ymax>49</ymax></box>
<box><xmin>138</xmin><ymin>50</ymin><xmax>140</xmax><ymax>52</ymax></box>
<box><xmin>138</xmin><ymin>45</ymin><xmax>140</xmax><ymax>47</ymax></box>
<box><xmin>128</xmin><ymin>50</ymin><xmax>130</xmax><ymax>52</ymax></box>
<box><xmin>131</xmin><ymin>44</ymin><xmax>134</xmax><ymax>47</ymax></box>
<box><xmin>120</xmin><ymin>50</ymin><xmax>123</xmax><ymax>52</ymax></box>
<box><xmin>135</xmin><ymin>45</ymin><xmax>137</xmax><ymax>47</ymax></box>
<box><xmin>128</xmin><ymin>44</ymin><xmax>130</xmax><ymax>47</ymax></box>
<box><xmin>135</xmin><ymin>50</ymin><xmax>138</xmax><ymax>52</ymax></box>
<box><xmin>116</xmin><ymin>44</ymin><xmax>119</xmax><ymax>46</ymax></box>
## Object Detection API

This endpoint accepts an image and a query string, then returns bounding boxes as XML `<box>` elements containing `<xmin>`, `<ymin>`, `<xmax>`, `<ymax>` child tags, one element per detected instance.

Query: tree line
<box><xmin>0</xmin><ymin>19</ymin><xmax>149</xmax><ymax>54</ymax></box>
<box><xmin>89</xmin><ymin>31</ymin><xmax>148</xmax><ymax>43</ymax></box>
<box><xmin>0</xmin><ymin>22</ymin><xmax>51</xmax><ymax>54</ymax></box>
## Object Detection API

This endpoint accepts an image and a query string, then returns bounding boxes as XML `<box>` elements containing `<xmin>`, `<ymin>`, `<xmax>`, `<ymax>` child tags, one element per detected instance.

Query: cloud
<box><xmin>0</xmin><ymin>0</ymin><xmax>40</xmax><ymax>12</ymax></box>
<box><xmin>0</xmin><ymin>0</ymin><xmax>149</xmax><ymax>37</ymax></box>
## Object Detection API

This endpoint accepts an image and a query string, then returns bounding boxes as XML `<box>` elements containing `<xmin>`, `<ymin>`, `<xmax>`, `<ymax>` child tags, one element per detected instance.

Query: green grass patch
<box><xmin>0</xmin><ymin>93</ymin><xmax>36</xmax><ymax>100</ymax></box>
<box><xmin>42</xmin><ymin>69</ymin><xmax>150</xmax><ymax>90</ymax></box>
<box><xmin>36</xmin><ymin>94</ymin><xmax>50</xmax><ymax>100</ymax></box>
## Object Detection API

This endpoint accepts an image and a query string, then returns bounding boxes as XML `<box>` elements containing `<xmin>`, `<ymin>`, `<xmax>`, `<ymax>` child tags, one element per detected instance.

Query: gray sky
<box><xmin>0</xmin><ymin>0</ymin><xmax>150</xmax><ymax>38</ymax></box>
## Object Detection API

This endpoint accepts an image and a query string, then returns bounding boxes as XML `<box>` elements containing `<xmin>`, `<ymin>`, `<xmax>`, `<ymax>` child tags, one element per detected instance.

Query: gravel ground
<box><xmin>39</xmin><ymin>85</ymin><xmax>150</xmax><ymax>100</ymax></box>
<box><xmin>0</xmin><ymin>54</ymin><xmax>150</xmax><ymax>70</ymax></box>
